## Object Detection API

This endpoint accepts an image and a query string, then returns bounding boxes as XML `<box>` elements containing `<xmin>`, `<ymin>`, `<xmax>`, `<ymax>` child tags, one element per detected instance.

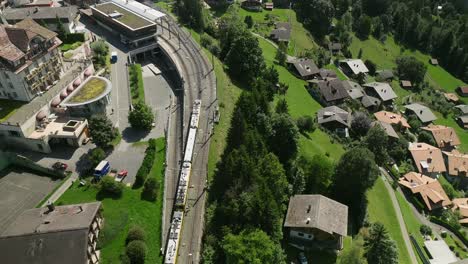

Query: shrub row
<box><xmin>133</xmin><ymin>139</ymin><xmax>157</xmax><ymax>187</ymax></box>
<box><xmin>429</xmin><ymin>216</ymin><xmax>468</xmax><ymax>247</ymax></box>
<box><xmin>61</xmin><ymin>33</ymin><xmax>85</xmax><ymax>44</ymax></box>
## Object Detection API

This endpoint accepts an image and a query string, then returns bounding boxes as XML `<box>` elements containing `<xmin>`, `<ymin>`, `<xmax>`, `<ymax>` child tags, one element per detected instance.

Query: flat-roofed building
<box><xmin>0</xmin><ymin>62</ymin><xmax>94</xmax><ymax>153</ymax></box>
<box><xmin>0</xmin><ymin>202</ymin><xmax>103</xmax><ymax>264</ymax></box>
<box><xmin>91</xmin><ymin>0</ymin><xmax>164</xmax><ymax>54</ymax></box>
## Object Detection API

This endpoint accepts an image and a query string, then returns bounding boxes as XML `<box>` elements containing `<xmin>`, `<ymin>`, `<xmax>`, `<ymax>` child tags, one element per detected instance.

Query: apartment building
<box><xmin>0</xmin><ymin>18</ymin><xmax>63</xmax><ymax>102</ymax></box>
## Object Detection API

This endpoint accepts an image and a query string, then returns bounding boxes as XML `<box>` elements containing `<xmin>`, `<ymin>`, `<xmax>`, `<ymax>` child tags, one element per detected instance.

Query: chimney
<box><xmin>47</xmin><ymin>201</ymin><xmax>55</xmax><ymax>212</ymax></box>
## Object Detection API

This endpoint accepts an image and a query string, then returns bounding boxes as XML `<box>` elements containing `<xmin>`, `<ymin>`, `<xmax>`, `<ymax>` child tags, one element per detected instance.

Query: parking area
<box><xmin>0</xmin><ymin>168</ymin><xmax>60</xmax><ymax>233</ymax></box>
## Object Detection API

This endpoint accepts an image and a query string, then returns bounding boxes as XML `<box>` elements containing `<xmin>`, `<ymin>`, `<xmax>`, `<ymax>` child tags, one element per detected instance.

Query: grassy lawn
<box><xmin>60</xmin><ymin>41</ymin><xmax>82</xmax><ymax>52</ymax></box>
<box><xmin>323</xmin><ymin>64</ymin><xmax>348</xmax><ymax>80</ymax></box>
<box><xmin>68</xmin><ymin>77</ymin><xmax>107</xmax><ymax>103</ymax></box>
<box><xmin>0</xmin><ymin>99</ymin><xmax>25</xmax><ymax>122</ymax></box>
<box><xmin>395</xmin><ymin>191</ymin><xmax>429</xmax><ymax>263</ymax></box>
<box><xmin>257</xmin><ymin>36</ymin><xmax>344</xmax><ymax>160</ymax></box>
<box><xmin>367</xmin><ymin>177</ymin><xmax>412</xmax><ymax>264</ymax></box>
<box><xmin>129</xmin><ymin>64</ymin><xmax>145</xmax><ymax>105</ymax></box>
<box><xmin>57</xmin><ymin>138</ymin><xmax>166</xmax><ymax>264</ymax></box>
<box><xmin>237</xmin><ymin>7</ymin><xmax>316</xmax><ymax>56</ymax></box>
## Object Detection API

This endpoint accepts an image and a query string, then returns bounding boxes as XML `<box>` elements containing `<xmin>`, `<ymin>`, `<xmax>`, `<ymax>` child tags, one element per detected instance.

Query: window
<box><xmin>8</xmin><ymin>131</ymin><xmax>20</xmax><ymax>137</ymax></box>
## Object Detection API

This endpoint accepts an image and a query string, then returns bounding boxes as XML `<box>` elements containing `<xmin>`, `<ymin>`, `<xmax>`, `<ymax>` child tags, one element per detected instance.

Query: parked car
<box><xmin>52</xmin><ymin>162</ymin><xmax>68</xmax><ymax>170</ymax></box>
<box><xmin>115</xmin><ymin>170</ymin><xmax>128</xmax><ymax>182</ymax></box>
<box><xmin>298</xmin><ymin>252</ymin><xmax>308</xmax><ymax>264</ymax></box>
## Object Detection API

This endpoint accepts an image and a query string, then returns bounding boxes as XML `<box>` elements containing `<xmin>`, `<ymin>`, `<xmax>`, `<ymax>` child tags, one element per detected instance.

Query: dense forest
<box><xmin>293</xmin><ymin>0</ymin><xmax>468</xmax><ymax>82</ymax></box>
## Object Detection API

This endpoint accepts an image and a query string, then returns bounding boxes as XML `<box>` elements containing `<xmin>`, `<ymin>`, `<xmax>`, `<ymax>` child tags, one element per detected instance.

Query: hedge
<box><xmin>429</xmin><ymin>216</ymin><xmax>468</xmax><ymax>247</ymax></box>
<box><xmin>133</xmin><ymin>139</ymin><xmax>157</xmax><ymax>187</ymax></box>
<box><xmin>61</xmin><ymin>33</ymin><xmax>85</xmax><ymax>44</ymax></box>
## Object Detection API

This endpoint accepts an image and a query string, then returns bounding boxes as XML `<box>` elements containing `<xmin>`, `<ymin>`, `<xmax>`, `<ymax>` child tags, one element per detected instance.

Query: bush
<box><xmin>126</xmin><ymin>226</ymin><xmax>146</xmax><ymax>244</ymax></box>
<box><xmin>420</xmin><ymin>224</ymin><xmax>432</xmax><ymax>236</ymax></box>
<box><xmin>296</xmin><ymin>115</ymin><xmax>316</xmax><ymax>133</ymax></box>
<box><xmin>126</xmin><ymin>240</ymin><xmax>147</xmax><ymax>264</ymax></box>
<box><xmin>99</xmin><ymin>176</ymin><xmax>123</xmax><ymax>197</ymax></box>
<box><xmin>89</xmin><ymin>148</ymin><xmax>106</xmax><ymax>167</ymax></box>
<box><xmin>142</xmin><ymin>178</ymin><xmax>159</xmax><ymax>201</ymax></box>
<box><xmin>133</xmin><ymin>139</ymin><xmax>157</xmax><ymax>188</ymax></box>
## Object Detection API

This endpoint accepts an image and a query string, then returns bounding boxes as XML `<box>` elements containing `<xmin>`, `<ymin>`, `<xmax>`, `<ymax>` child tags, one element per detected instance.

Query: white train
<box><xmin>165</xmin><ymin>99</ymin><xmax>201</xmax><ymax>264</ymax></box>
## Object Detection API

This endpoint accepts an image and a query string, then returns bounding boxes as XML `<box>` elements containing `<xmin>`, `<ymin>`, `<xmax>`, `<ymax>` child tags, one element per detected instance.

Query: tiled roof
<box><xmin>408</xmin><ymin>142</ymin><xmax>446</xmax><ymax>174</ymax></box>
<box><xmin>399</xmin><ymin>172</ymin><xmax>451</xmax><ymax>210</ymax></box>
<box><xmin>0</xmin><ymin>18</ymin><xmax>57</xmax><ymax>63</ymax></box>
<box><xmin>374</xmin><ymin>111</ymin><xmax>411</xmax><ymax>128</ymax></box>
<box><xmin>422</xmin><ymin>125</ymin><xmax>460</xmax><ymax>148</ymax></box>
<box><xmin>442</xmin><ymin>150</ymin><xmax>468</xmax><ymax>177</ymax></box>
<box><xmin>284</xmin><ymin>195</ymin><xmax>348</xmax><ymax>237</ymax></box>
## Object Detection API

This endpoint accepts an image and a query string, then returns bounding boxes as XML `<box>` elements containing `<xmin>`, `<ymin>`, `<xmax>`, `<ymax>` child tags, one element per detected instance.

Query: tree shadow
<box><xmin>122</xmin><ymin>127</ymin><xmax>150</xmax><ymax>143</ymax></box>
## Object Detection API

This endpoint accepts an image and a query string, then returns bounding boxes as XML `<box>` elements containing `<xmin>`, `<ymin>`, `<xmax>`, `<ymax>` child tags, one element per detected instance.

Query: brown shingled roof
<box><xmin>399</xmin><ymin>172</ymin><xmax>451</xmax><ymax>210</ymax></box>
<box><xmin>408</xmin><ymin>142</ymin><xmax>446</xmax><ymax>174</ymax></box>
<box><xmin>422</xmin><ymin>125</ymin><xmax>460</xmax><ymax>148</ymax></box>
<box><xmin>442</xmin><ymin>150</ymin><xmax>468</xmax><ymax>177</ymax></box>
<box><xmin>374</xmin><ymin>111</ymin><xmax>411</xmax><ymax>128</ymax></box>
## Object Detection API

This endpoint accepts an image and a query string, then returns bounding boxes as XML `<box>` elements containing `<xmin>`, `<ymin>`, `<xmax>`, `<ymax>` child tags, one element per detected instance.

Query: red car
<box><xmin>115</xmin><ymin>170</ymin><xmax>128</xmax><ymax>182</ymax></box>
<box><xmin>52</xmin><ymin>162</ymin><xmax>68</xmax><ymax>170</ymax></box>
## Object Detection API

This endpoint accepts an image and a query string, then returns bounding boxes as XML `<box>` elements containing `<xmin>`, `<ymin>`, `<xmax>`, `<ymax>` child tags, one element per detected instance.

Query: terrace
<box><xmin>93</xmin><ymin>2</ymin><xmax>155</xmax><ymax>30</ymax></box>
<box><xmin>62</xmin><ymin>76</ymin><xmax>111</xmax><ymax>106</ymax></box>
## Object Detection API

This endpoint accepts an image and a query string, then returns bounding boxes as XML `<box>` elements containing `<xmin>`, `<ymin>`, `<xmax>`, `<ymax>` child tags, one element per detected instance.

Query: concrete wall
<box><xmin>0</xmin><ymin>150</ymin><xmax>64</xmax><ymax>178</ymax></box>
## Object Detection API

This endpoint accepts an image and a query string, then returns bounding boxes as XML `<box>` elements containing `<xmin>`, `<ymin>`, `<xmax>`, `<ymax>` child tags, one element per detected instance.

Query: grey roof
<box><xmin>319</xmin><ymin>69</ymin><xmax>337</xmax><ymax>79</ymax></box>
<box><xmin>363</xmin><ymin>82</ymin><xmax>398</xmax><ymax>102</ymax></box>
<box><xmin>377</xmin><ymin>70</ymin><xmax>394</xmax><ymax>80</ymax></box>
<box><xmin>270</xmin><ymin>22</ymin><xmax>291</xmax><ymax>42</ymax></box>
<box><xmin>0</xmin><ymin>229</ymin><xmax>89</xmax><ymax>264</ymax></box>
<box><xmin>289</xmin><ymin>58</ymin><xmax>319</xmax><ymax>77</ymax></box>
<box><xmin>372</xmin><ymin>120</ymin><xmax>399</xmax><ymax>138</ymax></box>
<box><xmin>339</xmin><ymin>59</ymin><xmax>369</xmax><ymax>75</ymax></box>
<box><xmin>2</xmin><ymin>202</ymin><xmax>101</xmax><ymax>236</ymax></box>
<box><xmin>317</xmin><ymin>79</ymin><xmax>348</xmax><ymax>102</ymax></box>
<box><xmin>317</xmin><ymin>106</ymin><xmax>350</xmax><ymax>127</ymax></box>
<box><xmin>455</xmin><ymin>105</ymin><xmax>468</xmax><ymax>115</ymax></box>
<box><xmin>405</xmin><ymin>103</ymin><xmax>437</xmax><ymax>123</ymax></box>
<box><xmin>361</xmin><ymin>94</ymin><xmax>381</xmax><ymax>108</ymax></box>
<box><xmin>0</xmin><ymin>202</ymin><xmax>101</xmax><ymax>264</ymax></box>
<box><xmin>458</xmin><ymin>115</ymin><xmax>468</xmax><ymax>123</ymax></box>
<box><xmin>284</xmin><ymin>195</ymin><xmax>348</xmax><ymax>237</ymax></box>
<box><xmin>328</xmin><ymin>42</ymin><xmax>342</xmax><ymax>51</ymax></box>
<box><xmin>342</xmin><ymin>80</ymin><xmax>364</xmax><ymax>99</ymax></box>
<box><xmin>3</xmin><ymin>6</ymin><xmax>78</xmax><ymax>23</ymax></box>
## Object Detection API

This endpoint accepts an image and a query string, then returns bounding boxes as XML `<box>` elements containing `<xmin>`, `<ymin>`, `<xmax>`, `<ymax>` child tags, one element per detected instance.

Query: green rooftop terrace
<box><xmin>67</xmin><ymin>78</ymin><xmax>107</xmax><ymax>104</ymax></box>
<box><xmin>94</xmin><ymin>2</ymin><xmax>154</xmax><ymax>29</ymax></box>
<box><xmin>0</xmin><ymin>99</ymin><xmax>25</xmax><ymax>123</ymax></box>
